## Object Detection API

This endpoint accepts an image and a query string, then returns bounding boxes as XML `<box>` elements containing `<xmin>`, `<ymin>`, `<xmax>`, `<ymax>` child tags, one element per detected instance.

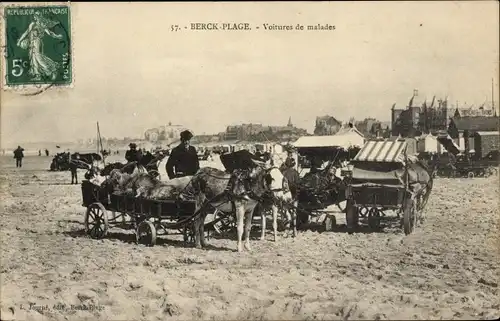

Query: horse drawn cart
<box><xmin>451</xmin><ymin>154</ymin><xmax>498</xmax><ymax>178</ymax></box>
<box><xmin>344</xmin><ymin>139</ymin><xmax>434</xmax><ymax>235</ymax></box>
<box><xmin>80</xmin><ymin>150</ymin><xmax>263</xmax><ymax>246</ymax></box>
<box><xmin>294</xmin><ymin>146</ymin><xmax>360</xmax><ymax>231</ymax></box>
<box><xmin>81</xmin><ymin>180</ymin><xmax>203</xmax><ymax>246</ymax></box>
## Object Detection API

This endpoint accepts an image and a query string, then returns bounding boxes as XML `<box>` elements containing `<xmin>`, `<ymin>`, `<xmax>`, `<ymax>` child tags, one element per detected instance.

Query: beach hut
<box><xmin>417</xmin><ymin>134</ymin><xmax>439</xmax><ymax>153</ymax></box>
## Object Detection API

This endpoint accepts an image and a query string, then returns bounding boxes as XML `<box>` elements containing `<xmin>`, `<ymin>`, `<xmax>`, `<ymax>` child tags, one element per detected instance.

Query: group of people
<box><xmin>123</xmin><ymin>130</ymin><xmax>300</xmax><ymax>191</ymax></box>
<box><xmin>123</xmin><ymin>130</ymin><xmax>200</xmax><ymax>180</ymax></box>
<box><xmin>11</xmin><ymin>129</ymin><xmax>297</xmax><ymax>188</ymax></box>
<box><xmin>12</xmin><ymin>146</ymin><xmax>52</xmax><ymax>168</ymax></box>
<box><xmin>37</xmin><ymin>149</ymin><xmax>50</xmax><ymax>156</ymax></box>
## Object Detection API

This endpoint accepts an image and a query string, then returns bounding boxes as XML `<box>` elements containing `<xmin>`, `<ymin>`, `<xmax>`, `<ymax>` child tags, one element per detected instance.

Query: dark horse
<box><xmin>50</xmin><ymin>152</ymin><xmax>102</xmax><ymax>171</ymax></box>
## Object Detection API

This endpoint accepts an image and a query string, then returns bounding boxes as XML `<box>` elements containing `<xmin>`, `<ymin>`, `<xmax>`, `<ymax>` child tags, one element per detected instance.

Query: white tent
<box><xmin>417</xmin><ymin>134</ymin><xmax>439</xmax><ymax>153</ymax></box>
<box><xmin>293</xmin><ymin>132</ymin><xmax>364</xmax><ymax>149</ymax></box>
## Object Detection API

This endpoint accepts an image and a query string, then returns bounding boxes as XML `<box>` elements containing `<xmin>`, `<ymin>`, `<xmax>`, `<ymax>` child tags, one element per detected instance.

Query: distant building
<box><xmin>314</xmin><ymin>115</ymin><xmax>342</xmax><ymax>136</ymax></box>
<box><xmin>224</xmin><ymin>117</ymin><xmax>306</xmax><ymax>141</ymax></box>
<box><xmin>447</xmin><ymin>116</ymin><xmax>499</xmax><ymax>157</ymax></box>
<box><xmin>144</xmin><ymin>122</ymin><xmax>186</xmax><ymax>143</ymax></box>
<box><xmin>391</xmin><ymin>91</ymin><xmax>497</xmax><ymax>138</ymax></box>
<box><xmin>225</xmin><ymin>123</ymin><xmax>266</xmax><ymax>140</ymax></box>
<box><xmin>448</xmin><ymin>116</ymin><xmax>499</xmax><ymax>138</ymax></box>
<box><xmin>470</xmin><ymin>131</ymin><xmax>500</xmax><ymax>158</ymax></box>
<box><xmin>354</xmin><ymin>118</ymin><xmax>390</xmax><ymax>138</ymax></box>
<box><xmin>391</xmin><ymin>94</ymin><xmax>425</xmax><ymax>137</ymax></box>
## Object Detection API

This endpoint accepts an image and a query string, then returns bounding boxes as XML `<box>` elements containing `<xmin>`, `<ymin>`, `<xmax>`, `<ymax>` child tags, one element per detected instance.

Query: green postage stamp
<box><xmin>2</xmin><ymin>3</ymin><xmax>72</xmax><ymax>90</ymax></box>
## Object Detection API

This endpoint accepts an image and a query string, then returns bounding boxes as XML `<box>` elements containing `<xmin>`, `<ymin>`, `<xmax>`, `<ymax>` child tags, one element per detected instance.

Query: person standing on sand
<box><xmin>45</xmin><ymin>149</ymin><xmax>49</xmax><ymax>156</ymax></box>
<box><xmin>13</xmin><ymin>146</ymin><xmax>24</xmax><ymax>168</ymax></box>
<box><xmin>281</xmin><ymin>157</ymin><xmax>300</xmax><ymax>200</ymax></box>
<box><xmin>166</xmin><ymin>130</ymin><xmax>199</xmax><ymax>179</ymax></box>
<box><xmin>281</xmin><ymin>156</ymin><xmax>301</xmax><ymax>228</ymax></box>
<box><xmin>69</xmin><ymin>153</ymin><xmax>80</xmax><ymax>184</ymax></box>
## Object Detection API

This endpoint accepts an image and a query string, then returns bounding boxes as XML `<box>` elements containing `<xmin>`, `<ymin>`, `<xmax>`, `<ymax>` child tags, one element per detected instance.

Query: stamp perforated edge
<box><xmin>0</xmin><ymin>1</ymin><xmax>75</xmax><ymax>94</ymax></box>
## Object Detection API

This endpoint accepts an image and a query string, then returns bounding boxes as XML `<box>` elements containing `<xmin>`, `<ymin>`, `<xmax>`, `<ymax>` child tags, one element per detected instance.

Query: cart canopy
<box><xmin>350</xmin><ymin>139</ymin><xmax>431</xmax><ymax>186</ymax></box>
<box><xmin>351</xmin><ymin>159</ymin><xmax>431</xmax><ymax>187</ymax></box>
<box><xmin>219</xmin><ymin>150</ymin><xmax>264</xmax><ymax>172</ymax></box>
<box><xmin>353</xmin><ymin>139</ymin><xmax>411</xmax><ymax>163</ymax></box>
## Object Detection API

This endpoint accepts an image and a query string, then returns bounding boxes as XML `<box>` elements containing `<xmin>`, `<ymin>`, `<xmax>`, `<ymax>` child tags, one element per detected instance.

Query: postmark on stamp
<box><xmin>1</xmin><ymin>3</ymin><xmax>72</xmax><ymax>94</ymax></box>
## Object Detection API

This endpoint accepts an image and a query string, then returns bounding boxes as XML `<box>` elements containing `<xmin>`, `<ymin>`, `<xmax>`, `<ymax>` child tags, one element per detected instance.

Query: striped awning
<box><xmin>353</xmin><ymin>140</ymin><xmax>408</xmax><ymax>163</ymax></box>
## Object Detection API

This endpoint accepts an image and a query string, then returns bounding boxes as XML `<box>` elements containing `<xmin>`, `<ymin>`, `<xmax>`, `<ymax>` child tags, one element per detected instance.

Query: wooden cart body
<box><xmin>81</xmin><ymin>179</ymin><xmax>199</xmax><ymax>246</ymax></box>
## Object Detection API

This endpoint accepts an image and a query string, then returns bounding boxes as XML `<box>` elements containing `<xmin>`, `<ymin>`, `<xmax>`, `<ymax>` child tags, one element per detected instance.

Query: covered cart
<box><xmin>344</xmin><ymin>139</ymin><xmax>434</xmax><ymax>235</ymax></box>
<box><xmin>292</xmin><ymin>134</ymin><xmax>363</xmax><ymax>230</ymax></box>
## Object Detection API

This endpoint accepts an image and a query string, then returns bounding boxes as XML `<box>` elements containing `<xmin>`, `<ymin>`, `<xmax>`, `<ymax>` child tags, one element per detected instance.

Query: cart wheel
<box><xmin>368</xmin><ymin>208</ymin><xmax>381</xmax><ymax>229</ymax></box>
<box><xmin>136</xmin><ymin>221</ymin><xmax>157</xmax><ymax>246</ymax></box>
<box><xmin>217</xmin><ymin>212</ymin><xmax>237</xmax><ymax>235</ymax></box>
<box><xmin>467</xmin><ymin>172</ymin><xmax>475</xmax><ymax>179</ymax></box>
<box><xmin>403</xmin><ymin>198</ymin><xmax>416</xmax><ymax>235</ymax></box>
<box><xmin>323</xmin><ymin>215</ymin><xmax>336</xmax><ymax>232</ymax></box>
<box><xmin>346</xmin><ymin>201</ymin><xmax>358</xmax><ymax>232</ymax></box>
<box><xmin>85</xmin><ymin>202</ymin><xmax>109</xmax><ymax>239</ymax></box>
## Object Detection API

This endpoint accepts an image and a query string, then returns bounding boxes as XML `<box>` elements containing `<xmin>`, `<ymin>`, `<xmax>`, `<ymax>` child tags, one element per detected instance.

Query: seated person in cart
<box><xmin>166</xmin><ymin>130</ymin><xmax>200</xmax><ymax>179</ymax></box>
<box><xmin>125</xmin><ymin>143</ymin><xmax>143</xmax><ymax>163</ymax></box>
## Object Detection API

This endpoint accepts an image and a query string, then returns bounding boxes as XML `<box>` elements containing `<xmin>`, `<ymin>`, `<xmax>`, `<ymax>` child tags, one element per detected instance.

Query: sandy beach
<box><xmin>0</xmin><ymin>155</ymin><xmax>498</xmax><ymax>320</ymax></box>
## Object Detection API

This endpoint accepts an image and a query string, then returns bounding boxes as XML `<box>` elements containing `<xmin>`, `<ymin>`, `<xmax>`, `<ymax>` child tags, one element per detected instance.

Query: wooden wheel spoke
<box><xmin>90</xmin><ymin>207</ymin><xmax>99</xmax><ymax>218</ymax></box>
<box><xmin>95</xmin><ymin>210</ymin><xmax>104</xmax><ymax>221</ymax></box>
<box><xmin>88</xmin><ymin>210</ymin><xmax>96</xmax><ymax>222</ymax></box>
<box><xmin>90</xmin><ymin>223</ymin><xmax>99</xmax><ymax>236</ymax></box>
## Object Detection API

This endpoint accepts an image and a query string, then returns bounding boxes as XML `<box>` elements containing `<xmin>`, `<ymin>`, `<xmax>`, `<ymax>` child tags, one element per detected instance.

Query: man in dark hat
<box><xmin>125</xmin><ymin>143</ymin><xmax>142</xmax><ymax>163</ymax></box>
<box><xmin>166</xmin><ymin>130</ymin><xmax>199</xmax><ymax>179</ymax></box>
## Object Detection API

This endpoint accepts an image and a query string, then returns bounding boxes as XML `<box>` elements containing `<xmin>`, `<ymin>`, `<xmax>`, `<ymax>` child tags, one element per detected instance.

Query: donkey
<box><xmin>190</xmin><ymin>162</ymin><xmax>291</xmax><ymax>252</ymax></box>
<box><xmin>253</xmin><ymin>167</ymin><xmax>296</xmax><ymax>242</ymax></box>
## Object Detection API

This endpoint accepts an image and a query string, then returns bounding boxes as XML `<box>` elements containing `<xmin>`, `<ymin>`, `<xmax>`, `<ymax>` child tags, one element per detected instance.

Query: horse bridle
<box><xmin>255</xmin><ymin>166</ymin><xmax>289</xmax><ymax>194</ymax></box>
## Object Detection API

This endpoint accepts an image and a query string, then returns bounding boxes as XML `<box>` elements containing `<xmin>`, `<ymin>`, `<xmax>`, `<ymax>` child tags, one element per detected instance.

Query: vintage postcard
<box><xmin>0</xmin><ymin>1</ymin><xmax>498</xmax><ymax>321</ymax></box>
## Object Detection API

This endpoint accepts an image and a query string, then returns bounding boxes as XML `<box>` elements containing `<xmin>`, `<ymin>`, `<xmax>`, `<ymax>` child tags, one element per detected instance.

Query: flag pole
<box><xmin>97</xmin><ymin>122</ymin><xmax>106</xmax><ymax>166</ymax></box>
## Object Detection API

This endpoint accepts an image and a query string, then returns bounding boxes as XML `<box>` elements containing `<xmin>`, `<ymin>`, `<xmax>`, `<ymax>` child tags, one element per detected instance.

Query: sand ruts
<box><xmin>0</xmin><ymin>155</ymin><xmax>498</xmax><ymax>320</ymax></box>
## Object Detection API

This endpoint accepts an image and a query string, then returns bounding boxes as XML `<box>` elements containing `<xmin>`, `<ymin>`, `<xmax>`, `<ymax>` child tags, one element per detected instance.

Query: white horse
<box><xmin>255</xmin><ymin>167</ymin><xmax>296</xmax><ymax>242</ymax></box>
<box><xmin>191</xmin><ymin>161</ymin><xmax>291</xmax><ymax>252</ymax></box>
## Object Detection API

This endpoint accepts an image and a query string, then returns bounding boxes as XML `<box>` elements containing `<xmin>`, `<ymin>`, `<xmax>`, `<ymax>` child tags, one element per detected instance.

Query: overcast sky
<box><xmin>1</xmin><ymin>1</ymin><xmax>498</xmax><ymax>147</ymax></box>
